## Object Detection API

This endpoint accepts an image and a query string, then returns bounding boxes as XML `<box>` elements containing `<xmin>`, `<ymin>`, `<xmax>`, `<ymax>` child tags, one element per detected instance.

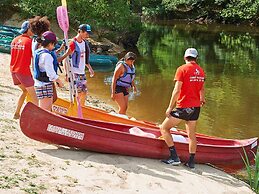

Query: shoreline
<box><xmin>0</xmin><ymin>52</ymin><xmax>254</xmax><ymax>193</ymax></box>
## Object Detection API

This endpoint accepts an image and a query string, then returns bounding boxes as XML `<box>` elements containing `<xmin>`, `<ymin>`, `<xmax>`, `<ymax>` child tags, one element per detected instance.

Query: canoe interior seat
<box><xmin>129</xmin><ymin>127</ymin><xmax>157</xmax><ymax>138</ymax></box>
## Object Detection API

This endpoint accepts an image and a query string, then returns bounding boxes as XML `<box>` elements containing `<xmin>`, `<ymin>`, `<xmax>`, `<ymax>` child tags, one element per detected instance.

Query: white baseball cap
<box><xmin>184</xmin><ymin>48</ymin><xmax>198</xmax><ymax>58</ymax></box>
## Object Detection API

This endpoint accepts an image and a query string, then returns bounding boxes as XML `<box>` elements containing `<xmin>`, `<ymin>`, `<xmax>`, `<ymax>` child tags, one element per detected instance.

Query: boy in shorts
<box><xmin>160</xmin><ymin>48</ymin><xmax>205</xmax><ymax>169</ymax></box>
<box><xmin>64</xmin><ymin>24</ymin><xmax>94</xmax><ymax>106</ymax></box>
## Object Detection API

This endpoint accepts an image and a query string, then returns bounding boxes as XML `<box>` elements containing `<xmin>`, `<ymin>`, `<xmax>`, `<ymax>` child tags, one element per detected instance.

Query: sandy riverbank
<box><xmin>0</xmin><ymin>52</ymin><xmax>254</xmax><ymax>194</ymax></box>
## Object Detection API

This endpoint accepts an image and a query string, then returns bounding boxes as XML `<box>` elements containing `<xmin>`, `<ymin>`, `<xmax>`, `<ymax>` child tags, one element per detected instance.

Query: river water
<box><xmin>87</xmin><ymin>21</ymin><xmax>259</xmax><ymax>140</ymax></box>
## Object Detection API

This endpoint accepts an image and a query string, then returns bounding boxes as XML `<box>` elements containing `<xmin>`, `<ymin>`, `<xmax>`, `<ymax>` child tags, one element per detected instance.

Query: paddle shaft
<box><xmin>57</xmin><ymin>5</ymin><xmax>83</xmax><ymax>118</ymax></box>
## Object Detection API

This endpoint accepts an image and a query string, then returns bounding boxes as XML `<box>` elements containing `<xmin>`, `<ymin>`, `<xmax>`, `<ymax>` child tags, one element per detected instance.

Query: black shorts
<box><xmin>170</xmin><ymin>107</ymin><xmax>200</xmax><ymax>121</ymax></box>
<box><xmin>115</xmin><ymin>85</ymin><xmax>129</xmax><ymax>96</ymax></box>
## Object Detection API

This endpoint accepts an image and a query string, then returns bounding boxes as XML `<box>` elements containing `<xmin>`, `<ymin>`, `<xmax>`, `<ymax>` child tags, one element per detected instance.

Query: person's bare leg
<box><xmin>26</xmin><ymin>86</ymin><xmax>38</xmax><ymax>106</ymax></box>
<box><xmin>79</xmin><ymin>92</ymin><xmax>86</xmax><ymax>106</ymax></box>
<box><xmin>13</xmin><ymin>84</ymin><xmax>27</xmax><ymax>119</ymax></box>
<box><xmin>52</xmin><ymin>83</ymin><xmax>57</xmax><ymax>103</ymax></box>
<box><xmin>39</xmin><ymin>97</ymin><xmax>53</xmax><ymax>111</ymax></box>
<box><xmin>160</xmin><ymin>117</ymin><xmax>181</xmax><ymax>147</ymax></box>
<box><xmin>185</xmin><ymin>121</ymin><xmax>197</xmax><ymax>153</ymax></box>
<box><xmin>160</xmin><ymin>116</ymin><xmax>182</xmax><ymax>165</ymax></box>
<box><xmin>185</xmin><ymin>120</ymin><xmax>197</xmax><ymax>168</ymax></box>
<box><xmin>114</xmin><ymin>93</ymin><xmax>127</xmax><ymax>114</ymax></box>
<box><xmin>123</xmin><ymin>95</ymin><xmax>129</xmax><ymax>113</ymax></box>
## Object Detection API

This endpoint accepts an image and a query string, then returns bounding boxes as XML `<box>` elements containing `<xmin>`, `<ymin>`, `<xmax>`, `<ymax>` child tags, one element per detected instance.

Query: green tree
<box><xmin>19</xmin><ymin>0</ymin><xmax>141</xmax><ymax>43</ymax></box>
<box><xmin>220</xmin><ymin>0</ymin><xmax>259</xmax><ymax>23</ymax></box>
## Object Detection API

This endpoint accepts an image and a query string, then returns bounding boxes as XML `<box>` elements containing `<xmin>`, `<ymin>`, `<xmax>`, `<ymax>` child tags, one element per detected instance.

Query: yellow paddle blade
<box><xmin>26</xmin><ymin>94</ymin><xmax>32</xmax><ymax>103</ymax></box>
<box><xmin>67</xmin><ymin>100</ymin><xmax>79</xmax><ymax>117</ymax></box>
<box><xmin>61</xmin><ymin>0</ymin><xmax>67</xmax><ymax>7</ymax></box>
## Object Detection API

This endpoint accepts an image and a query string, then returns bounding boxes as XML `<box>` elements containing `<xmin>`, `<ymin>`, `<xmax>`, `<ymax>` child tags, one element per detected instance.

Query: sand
<box><xmin>0</xmin><ymin>52</ymin><xmax>254</xmax><ymax>194</ymax></box>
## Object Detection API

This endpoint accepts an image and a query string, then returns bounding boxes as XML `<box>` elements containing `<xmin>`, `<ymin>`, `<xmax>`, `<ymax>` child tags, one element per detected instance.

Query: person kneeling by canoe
<box><xmin>111</xmin><ymin>52</ymin><xmax>137</xmax><ymax>115</ymax></box>
<box><xmin>160</xmin><ymin>48</ymin><xmax>205</xmax><ymax>169</ymax></box>
<box><xmin>33</xmin><ymin>31</ymin><xmax>64</xmax><ymax>111</ymax></box>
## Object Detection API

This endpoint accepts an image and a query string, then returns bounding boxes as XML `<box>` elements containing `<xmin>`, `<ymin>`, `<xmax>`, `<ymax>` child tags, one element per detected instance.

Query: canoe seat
<box><xmin>172</xmin><ymin>134</ymin><xmax>188</xmax><ymax>143</ymax></box>
<box><xmin>158</xmin><ymin>134</ymin><xmax>188</xmax><ymax>143</ymax></box>
<box><xmin>109</xmin><ymin>111</ymin><xmax>129</xmax><ymax>119</ymax></box>
<box><xmin>129</xmin><ymin>127</ymin><xmax>156</xmax><ymax>138</ymax></box>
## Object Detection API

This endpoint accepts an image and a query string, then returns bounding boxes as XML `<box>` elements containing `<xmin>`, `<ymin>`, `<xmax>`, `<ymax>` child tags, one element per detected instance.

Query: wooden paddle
<box><xmin>61</xmin><ymin>0</ymin><xmax>67</xmax><ymax>7</ymax></box>
<box><xmin>56</xmin><ymin>5</ymin><xmax>83</xmax><ymax>118</ymax></box>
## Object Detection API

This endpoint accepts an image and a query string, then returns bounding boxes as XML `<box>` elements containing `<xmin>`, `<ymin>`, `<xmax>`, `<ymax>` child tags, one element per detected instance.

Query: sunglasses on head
<box><xmin>127</xmin><ymin>57</ymin><xmax>135</xmax><ymax>61</ymax></box>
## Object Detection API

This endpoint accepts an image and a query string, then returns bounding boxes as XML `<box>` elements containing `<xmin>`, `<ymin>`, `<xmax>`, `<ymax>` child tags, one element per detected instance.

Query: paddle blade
<box><xmin>25</xmin><ymin>94</ymin><xmax>32</xmax><ymax>103</ymax></box>
<box><xmin>67</xmin><ymin>101</ymin><xmax>78</xmax><ymax>117</ymax></box>
<box><xmin>61</xmin><ymin>0</ymin><xmax>67</xmax><ymax>7</ymax></box>
<box><xmin>66</xmin><ymin>97</ymin><xmax>83</xmax><ymax>118</ymax></box>
<box><xmin>56</xmin><ymin>6</ymin><xmax>69</xmax><ymax>33</ymax></box>
<box><xmin>76</xmin><ymin>96</ymin><xmax>83</xmax><ymax>118</ymax></box>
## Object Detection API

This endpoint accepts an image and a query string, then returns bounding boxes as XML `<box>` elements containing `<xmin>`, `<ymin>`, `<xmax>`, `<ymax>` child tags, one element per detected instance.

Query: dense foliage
<box><xmin>2</xmin><ymin>0</ymin><xmax>259</xmax><ymax>47</ymax></box>
<box><xmin>141</xmin><ymin>0</ymin><xmax>259</xmax><ymax>25</ymax></box>
<box><xmin>19</xmin><ymin>0</ymin><xmax>141</xmax><ymax>44</ymax></box>
<box><xmin>0</xmin><ymin>0</ymin><xmax>19</xmax><ymax>22</ymax></box>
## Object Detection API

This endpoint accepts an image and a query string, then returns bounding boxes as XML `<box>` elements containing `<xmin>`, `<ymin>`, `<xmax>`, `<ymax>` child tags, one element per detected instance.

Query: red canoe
<box><xmin>20</xmin><ymin>103</ymin><xmax>258</xmax><ymax>171</ymax></box>
<box><xmin>52</xmin><ymin>98</ymin><xmax>227</xmax><ymax>140</ymax></box>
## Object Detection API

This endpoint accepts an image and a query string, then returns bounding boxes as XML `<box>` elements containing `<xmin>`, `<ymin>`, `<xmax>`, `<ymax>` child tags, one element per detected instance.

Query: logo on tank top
<box><xmin>80</xmin><ymin>50</ymin><xmax>85</xmax><ymax>58</ymax></box>
<box><xmin>190</xmin><ymin>68</ymin><xmax>204</xmax><ymax>82</ymax></box>
<box><xmin>195</xmin><ymin>69</ymin><xmax>200</xmax><ymax>75</ymax></box>
<box><xmin>11</xmin><ymin>38</ymin><xmax>25</xmax><ymax>50</ymax></box>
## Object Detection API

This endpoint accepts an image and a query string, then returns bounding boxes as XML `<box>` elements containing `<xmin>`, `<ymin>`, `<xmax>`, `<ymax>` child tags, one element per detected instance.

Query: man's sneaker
<box><xmin>161</xmin><ymin>157</ymin><xmax>181</xmax><ymax>165</ymax></box>
<box><xmin>185</xmin><ymin>162</ymin><xmax>195</xmax><ymax>169</ymax></box>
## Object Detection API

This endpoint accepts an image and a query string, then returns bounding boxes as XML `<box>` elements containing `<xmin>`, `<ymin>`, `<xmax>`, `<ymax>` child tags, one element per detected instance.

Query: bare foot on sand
<box><xmin>13</xmin><ymin>113</ymin><xmax>20</xmax><ymax>119</ymax></box>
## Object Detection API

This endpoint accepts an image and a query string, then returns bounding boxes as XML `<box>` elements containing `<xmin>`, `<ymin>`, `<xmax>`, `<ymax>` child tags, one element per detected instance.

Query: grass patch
<box><xmin>21</xmin><ymin>182</ymin><xmax>46</xmax><ymax>194</ymax></box>
<box><xmin>65</xmin><ymin>175</ymin><xmax>78</xmax><ymax>184</ymax></box>
<box><xmin>242</xmin><ymin>147</ymin><xmax>259</xmax><ymax>193</ymax></box>
<box><xmin>27</xmin><ymin>154</ymin><xmax>48</xmax><ymax>167</ymax></box>
<box><xmin>0</xmin><ymin>174</ymin><xmax>23</xmax><ymax>189</ymax></box>
<box><xmin>0</xmin><ymin>152</ymin><xmax>6</xmax><ymax>161</ymax></box>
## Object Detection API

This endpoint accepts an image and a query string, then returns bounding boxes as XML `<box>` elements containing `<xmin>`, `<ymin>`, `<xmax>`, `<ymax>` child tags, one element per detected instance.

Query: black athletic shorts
<box><xmin>115</xmin><ymin>85</ymin><xmax>129</xmax><ymax>96</ymax></box>
<box><xmin>170</xmin><ymin>107</ymin><xmax>200</xmax><ymax>121</ymax></box>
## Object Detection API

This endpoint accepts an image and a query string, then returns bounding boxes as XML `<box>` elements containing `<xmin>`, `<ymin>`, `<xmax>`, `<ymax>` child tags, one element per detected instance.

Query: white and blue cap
<box><xmin>184</xmin><ymin>48</ymin><xmax>198</xmax><ymax>58</ymax></box>
<box><xmin>79</xmin><ymin>24</ymin><xmax>92</xmax><ymax>34</ymax></box>
<box><xmin>19</xmin><ymin>21</ymin><xmax>30</xmax><ymax>34</ymax></box>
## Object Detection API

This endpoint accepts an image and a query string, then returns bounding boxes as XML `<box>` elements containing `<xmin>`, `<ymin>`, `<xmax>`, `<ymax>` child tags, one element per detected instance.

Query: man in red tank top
<box><xmin>160</xmin><ymin>48</ymin><xmax>205</xmax><ymax>169</ymax></box>
<box><xmin>10</xmin><ymin>20</ymin><xmax>38</xmax><ymax>119</ymax></box>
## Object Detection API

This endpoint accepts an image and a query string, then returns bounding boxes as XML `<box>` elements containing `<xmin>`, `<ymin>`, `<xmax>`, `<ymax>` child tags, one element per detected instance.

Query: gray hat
<box><xmin>19</xmin><ymin>21</ymin><xmax>30</xmax><ymax>34</ymax></box>
<box><xmin>184</xmin><ymin>48</ymin><xmax>198</xmax><ymax>58</ymax></box>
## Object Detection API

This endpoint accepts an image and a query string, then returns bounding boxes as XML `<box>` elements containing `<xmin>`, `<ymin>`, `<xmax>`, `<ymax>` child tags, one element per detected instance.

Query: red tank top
<box><xmin>10</xmin><ymin>34</ymin><xmax>33</xmax><ymax>75</ymax></box>
<box><xmin>174</xmin><ymin>62</ymin><xmax>205</xmax><ymax>108</ymax></box>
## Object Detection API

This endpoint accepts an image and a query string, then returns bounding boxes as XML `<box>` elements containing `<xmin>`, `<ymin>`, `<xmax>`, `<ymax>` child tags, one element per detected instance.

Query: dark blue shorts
<box><xmin>170</xmin><ymin>107</ymin><xmax>200</xmax><ymax>121</ymax></box>
<box><xmin>115</xmin><ymin>85</ymin><xmax>129</xmax><ymax>96</ymax></box>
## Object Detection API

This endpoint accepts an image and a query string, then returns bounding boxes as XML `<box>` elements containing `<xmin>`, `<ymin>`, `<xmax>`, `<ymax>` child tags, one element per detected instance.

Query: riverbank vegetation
<box><xmin>242</xmin><ymin>148</ymin><xmax>259</xmax><ymax>193</ymax></box>
<box><xmin>2</xmin><ymin>0</ymin><xmax>259</xmax><ymax>48</ymax></box>
<box><xmin>141</xmin><ymin>0</ymin><xmax>259</xmax><ymax>25</ymax></box>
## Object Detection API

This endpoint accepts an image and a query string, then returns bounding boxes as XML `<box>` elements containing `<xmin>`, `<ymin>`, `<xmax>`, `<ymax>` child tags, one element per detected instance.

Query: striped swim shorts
<box><xmin>74</xmin><ymin>73</ymin><xmax>87</xmax><ymax>93</ymax></box>
<box><xmin>35</xmin><ymin>83</ymin><xmax>53</xmax><ymax>99</ymax></box>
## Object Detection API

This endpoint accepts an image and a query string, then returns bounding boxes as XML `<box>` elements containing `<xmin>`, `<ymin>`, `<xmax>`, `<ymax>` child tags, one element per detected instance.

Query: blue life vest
<box><xmin>116</xmin><ymin>61</ymin><xmax>135</xmax><ymax>88</ymax></box>
<box><xmin>71</xmin><ymin>39</ymin><xmax>90</xmax><ymax>68</ymax></box>
<box><xmin>33</xmin><ymin>49</ymin><xmax>58</xmax><ymax>82</ymax></box>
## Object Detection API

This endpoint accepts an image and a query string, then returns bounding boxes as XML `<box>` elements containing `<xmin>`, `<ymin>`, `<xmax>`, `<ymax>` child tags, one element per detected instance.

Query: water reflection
<box><xmin>88</xmin><ymin>21</ymin><xmax>259</xmax><ymax>139</ymax></box>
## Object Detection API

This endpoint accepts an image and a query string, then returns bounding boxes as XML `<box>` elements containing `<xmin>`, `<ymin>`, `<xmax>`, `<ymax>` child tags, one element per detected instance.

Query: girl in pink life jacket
<box><xmin>111</xmin><ymin>52</ymin><xmax>137</xmax><ymax>115</ymax></box>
